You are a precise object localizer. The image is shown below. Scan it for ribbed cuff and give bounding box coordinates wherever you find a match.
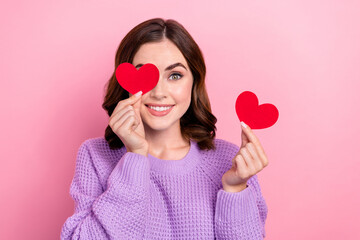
[215,186,258,222]
[108,152,150,189]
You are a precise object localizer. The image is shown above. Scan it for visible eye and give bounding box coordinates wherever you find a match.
[169,72,183,80]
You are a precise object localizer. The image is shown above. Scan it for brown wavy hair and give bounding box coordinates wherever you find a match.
[102,18,217,150]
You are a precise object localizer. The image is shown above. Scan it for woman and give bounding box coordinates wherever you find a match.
[61,18,268,239]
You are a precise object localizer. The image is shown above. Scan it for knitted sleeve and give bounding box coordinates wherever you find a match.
[215,174,268,239]
[60,141,151,240]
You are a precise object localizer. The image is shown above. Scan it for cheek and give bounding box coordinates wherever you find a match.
[172,82,193,104]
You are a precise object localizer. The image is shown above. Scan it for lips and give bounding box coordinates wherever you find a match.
[145,104,175,117]
[145,104,175,107]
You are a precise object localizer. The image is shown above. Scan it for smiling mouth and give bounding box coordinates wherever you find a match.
[145,104,175,112]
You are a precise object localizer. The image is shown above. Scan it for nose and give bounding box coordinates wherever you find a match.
[149,75,167,100]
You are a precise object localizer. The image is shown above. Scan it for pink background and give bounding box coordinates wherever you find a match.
[1,0,359,239]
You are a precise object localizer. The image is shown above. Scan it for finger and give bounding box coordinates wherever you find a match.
[240,121,268,162]
[245,143,264,171]
[128,98,142,126]
[112,91,142,116]
[112,100,141,128]
[109,105,133,126]
[113,110,137,132]
[132,94,142,116]
[240,147,256,174]
[234,154,249,179]
[241,129,249,147]
[116,94,141,119]
[122,114,138,132]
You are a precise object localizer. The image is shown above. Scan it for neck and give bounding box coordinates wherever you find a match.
[144,121,189,155]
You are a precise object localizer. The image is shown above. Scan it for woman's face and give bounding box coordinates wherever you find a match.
[131,38,194,133]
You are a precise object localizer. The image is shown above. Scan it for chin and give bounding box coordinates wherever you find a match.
[145,124,170,132]
[143,119,179,132]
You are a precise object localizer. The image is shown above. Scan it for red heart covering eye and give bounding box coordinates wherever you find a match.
[235,91,279,129]
[115,62,159,95]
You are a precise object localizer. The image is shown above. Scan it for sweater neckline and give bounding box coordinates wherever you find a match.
[148,139,201,175]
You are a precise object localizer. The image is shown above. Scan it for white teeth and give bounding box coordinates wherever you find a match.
[149,106,172,112]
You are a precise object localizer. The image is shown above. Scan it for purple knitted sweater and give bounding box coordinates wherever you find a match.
[60,137,268,239]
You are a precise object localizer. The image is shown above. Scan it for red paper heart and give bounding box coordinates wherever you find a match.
[115,62,159,95]
[235,91,279,129]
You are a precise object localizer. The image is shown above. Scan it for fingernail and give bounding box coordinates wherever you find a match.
[240,121,247,128]
[134,91,142,97]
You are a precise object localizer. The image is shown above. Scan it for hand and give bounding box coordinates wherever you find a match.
[221,121,269,192]
[108,91,148,156]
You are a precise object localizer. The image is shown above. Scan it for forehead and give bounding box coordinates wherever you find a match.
[132,39,188,68]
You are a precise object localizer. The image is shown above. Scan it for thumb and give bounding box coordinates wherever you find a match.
[132,94,142,116]
[130,93,143,129]
[241,128,249,147]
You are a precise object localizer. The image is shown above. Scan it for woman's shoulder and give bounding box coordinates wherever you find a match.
[79,137,125,154]
[75,137,126,186]
[197,138,240,180]
[80,136,107,148]
[213,138,240,149]
[202,138,240,156]
[76,137,126,168]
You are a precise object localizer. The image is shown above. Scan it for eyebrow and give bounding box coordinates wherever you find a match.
[135,62,187,71]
